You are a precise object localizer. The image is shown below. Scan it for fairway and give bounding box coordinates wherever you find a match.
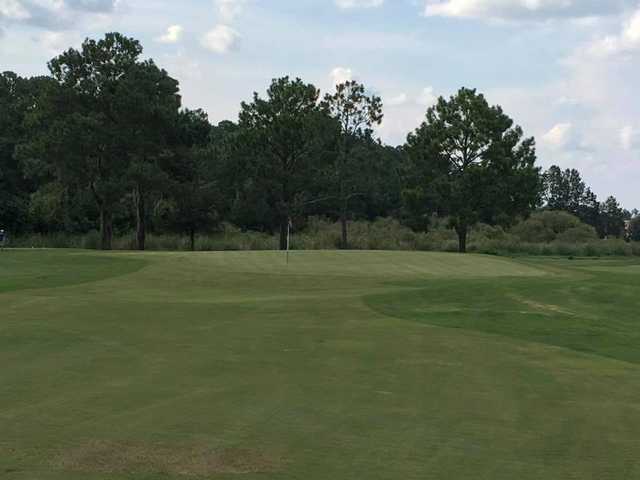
[2,250,640,479]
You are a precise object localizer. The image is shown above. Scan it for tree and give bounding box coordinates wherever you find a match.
[162,109,218,251]
[0,73,57,233]
[42,33,145,249]
[543,166,585,213]
[630,215,640,242]
[576,187,600,231]
[114,60,181,250]
[405,88,541,253]
[321,81,383,248]
[0,72,30,233]
[364,144,405,221]
[599,196,625,238]
[542,165,601,229]
[238,77,332,250]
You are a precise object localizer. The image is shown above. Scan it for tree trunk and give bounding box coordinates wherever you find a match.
[279,220,288,251]
[189,228,196,252]
[339,181,348,250]
[134,187,145,251]
[456,224,468,254]
[340,213,348,250]
[99,207,113,251]
[92,185,111,251]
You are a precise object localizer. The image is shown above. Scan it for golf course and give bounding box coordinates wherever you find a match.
[2,249,640,479]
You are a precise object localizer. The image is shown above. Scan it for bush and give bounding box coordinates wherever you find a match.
[8,216,640,257]
[556,225,599,243]
[630,217,640,242]
[81,230,101,250]
[10,232,83,249]
[511,211,597,243]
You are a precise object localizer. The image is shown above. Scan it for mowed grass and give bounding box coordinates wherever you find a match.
[1,249,640,479]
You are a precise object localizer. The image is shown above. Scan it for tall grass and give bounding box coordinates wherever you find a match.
[8,218,640,257]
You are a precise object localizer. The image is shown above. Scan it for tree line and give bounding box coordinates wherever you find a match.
[0,33,635,253]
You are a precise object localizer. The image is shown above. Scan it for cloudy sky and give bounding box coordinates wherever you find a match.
[1,0,639,207]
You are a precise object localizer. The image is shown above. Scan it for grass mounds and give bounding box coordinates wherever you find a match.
[366,258,640,364]
[0,250,146,293]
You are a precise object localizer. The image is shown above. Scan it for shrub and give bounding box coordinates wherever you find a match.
[511,211,597,243]
[556,225,598,243]
[8,217,640,257]
[630,217,640,242]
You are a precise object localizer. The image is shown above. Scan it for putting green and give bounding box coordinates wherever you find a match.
[1,250,639,479]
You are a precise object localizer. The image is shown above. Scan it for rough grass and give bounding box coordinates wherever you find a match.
[2,250,640,479]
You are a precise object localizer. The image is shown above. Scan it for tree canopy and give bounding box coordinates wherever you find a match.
[322,80,383,248]
[405,88,542,252]
[238,76,336,249]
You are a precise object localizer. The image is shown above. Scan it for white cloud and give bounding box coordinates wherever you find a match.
[330,66,353,85]
[156,24,183,44]
[64,0,116,13]
[216,0,246,23]
[491,8,640,207]
[0,0,31,20]
[386,92,408,106]
[37,29,81,54]
[378,112,424,144]
[201,24,239,54]
[0,0,118,31]
[542,122,573,149]
[161,51,203,82]
[621,125,638,150]
[417,86,437,106]
[335,0,383,9]
[587,8,640,57]
[204,1,246,53]
[423,0,631,22]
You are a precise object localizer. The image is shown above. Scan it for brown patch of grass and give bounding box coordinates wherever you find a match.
[510,294,576,316]
[53,440,285,476]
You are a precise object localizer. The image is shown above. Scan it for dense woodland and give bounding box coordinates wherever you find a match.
[1,33,638,253]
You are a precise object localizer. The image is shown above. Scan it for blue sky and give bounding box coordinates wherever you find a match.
[1,0,639,208]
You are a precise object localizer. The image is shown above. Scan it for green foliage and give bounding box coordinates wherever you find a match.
[12,214,638,258]
[238,76,335,249]
[18,34,182,251]
[511,210,598,243]
[543,166,593,215]
[321,80,384,248]
[630,216,640,242]
[405,87,542,253]
[160,109,219,250]
[116,60,181,250]
[22,33,148,249]
[0,72,51,232]
[541,165,630,240]
[599,195,626,239]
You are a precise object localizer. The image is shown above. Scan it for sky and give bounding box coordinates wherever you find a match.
[0,0,639,208]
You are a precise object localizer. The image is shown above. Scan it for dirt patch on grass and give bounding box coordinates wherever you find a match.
[510,294,576,317]
[53,440,285,476]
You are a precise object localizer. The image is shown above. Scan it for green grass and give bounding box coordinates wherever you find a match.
[1,250,640,479]
[0,250,147,293]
